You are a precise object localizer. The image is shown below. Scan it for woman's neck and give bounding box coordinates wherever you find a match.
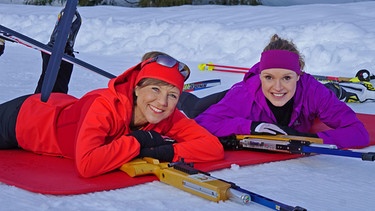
[266,97,294,126]
[130,105,147,131]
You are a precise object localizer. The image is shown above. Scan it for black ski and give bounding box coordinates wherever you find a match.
[0,25,220,93]
[183,79,221,92]
[0,25,116,80]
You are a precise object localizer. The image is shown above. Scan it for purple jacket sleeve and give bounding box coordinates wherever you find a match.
[305,77,369,148]
[195,81,255,137]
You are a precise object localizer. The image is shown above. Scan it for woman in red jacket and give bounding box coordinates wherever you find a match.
[0,53,224,178]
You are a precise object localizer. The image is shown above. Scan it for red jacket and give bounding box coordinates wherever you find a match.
[16,64,224,178]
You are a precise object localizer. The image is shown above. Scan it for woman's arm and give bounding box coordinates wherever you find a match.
[310,78,369,148]
[74,98,140,178]
[195,82,256,137]
[163,110,224,163]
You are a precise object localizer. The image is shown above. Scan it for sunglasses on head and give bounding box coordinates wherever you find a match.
[141,55,190,81]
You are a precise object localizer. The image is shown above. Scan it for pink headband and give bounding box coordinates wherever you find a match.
[259,50,301,75]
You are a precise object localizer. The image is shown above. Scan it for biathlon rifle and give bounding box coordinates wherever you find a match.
[219,135,375,161]
[120,157,306,211]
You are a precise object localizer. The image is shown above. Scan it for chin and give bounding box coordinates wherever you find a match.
[269,99,288,107]
[274,102,287,107]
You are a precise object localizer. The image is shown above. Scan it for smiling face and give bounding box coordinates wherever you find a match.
[260,68,300,107]
[133,80,180,127]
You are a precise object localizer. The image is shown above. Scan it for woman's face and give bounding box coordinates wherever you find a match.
[133,84,180,126]
[260,68,300,107]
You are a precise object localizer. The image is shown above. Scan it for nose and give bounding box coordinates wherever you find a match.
[274,79,283,91]
[156,93,168,107]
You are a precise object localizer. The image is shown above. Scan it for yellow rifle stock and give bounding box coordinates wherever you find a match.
[120,157,250,205]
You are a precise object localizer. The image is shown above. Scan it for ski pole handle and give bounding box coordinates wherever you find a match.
[198,63,248,73]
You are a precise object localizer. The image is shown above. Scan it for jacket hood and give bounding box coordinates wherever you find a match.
[243,62,261,81]
[107,62,143,103]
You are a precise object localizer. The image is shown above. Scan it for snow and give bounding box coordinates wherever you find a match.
[1,1,375,211]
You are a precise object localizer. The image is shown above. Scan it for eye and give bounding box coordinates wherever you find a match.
[151,87,160,92]
[283,76,292,81]
[168,93,178,99]
[264,75,272,80]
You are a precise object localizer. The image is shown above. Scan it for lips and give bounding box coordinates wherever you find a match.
[272,93,285,97]
[149,104,163,113]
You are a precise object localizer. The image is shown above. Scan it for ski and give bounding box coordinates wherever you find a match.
[219,135,375,161]
[183,79,221,92]
[0,26,221,94]
[0,25,116,80]
[41,0,78,102]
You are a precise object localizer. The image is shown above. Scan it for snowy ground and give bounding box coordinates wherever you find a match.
[1,2,375,211]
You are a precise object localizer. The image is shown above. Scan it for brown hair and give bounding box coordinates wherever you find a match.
[141,51,170,62]
[137,78,172,88]
[263,34,305,70]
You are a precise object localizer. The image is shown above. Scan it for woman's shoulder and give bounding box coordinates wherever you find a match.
[299,73,326,89]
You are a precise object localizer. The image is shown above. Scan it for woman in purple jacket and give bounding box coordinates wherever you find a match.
[193,34,369,149]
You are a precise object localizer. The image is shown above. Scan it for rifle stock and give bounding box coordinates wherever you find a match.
[120,158,250,204]
[120,158,307,210]
[236,134,324,144]
[219,134,375,161]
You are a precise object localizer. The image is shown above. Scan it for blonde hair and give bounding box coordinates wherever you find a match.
[263,34,305,70]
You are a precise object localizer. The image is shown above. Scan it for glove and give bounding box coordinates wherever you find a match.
[137,144,174,162]
[279,126,318,138]
[129,130,168,148]
[251,121,287,135]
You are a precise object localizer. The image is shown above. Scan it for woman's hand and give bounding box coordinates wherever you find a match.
[251,121,287,135]
[129,130,170,148]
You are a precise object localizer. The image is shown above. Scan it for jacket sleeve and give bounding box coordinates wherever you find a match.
[195,81,254,137]
[163,110,224,163]
[74,97,140,178]
[309,79,369,148]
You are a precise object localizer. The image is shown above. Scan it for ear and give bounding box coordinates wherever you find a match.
[296,74,300,81]
[134,86,140,97]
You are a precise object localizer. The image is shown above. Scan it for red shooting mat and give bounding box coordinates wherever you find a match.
[0,113,373,195]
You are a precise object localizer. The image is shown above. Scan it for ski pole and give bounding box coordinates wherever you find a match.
[198,63,248,73]
[198,62,374,83]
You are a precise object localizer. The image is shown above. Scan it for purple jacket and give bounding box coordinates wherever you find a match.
[195,63,369,148]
